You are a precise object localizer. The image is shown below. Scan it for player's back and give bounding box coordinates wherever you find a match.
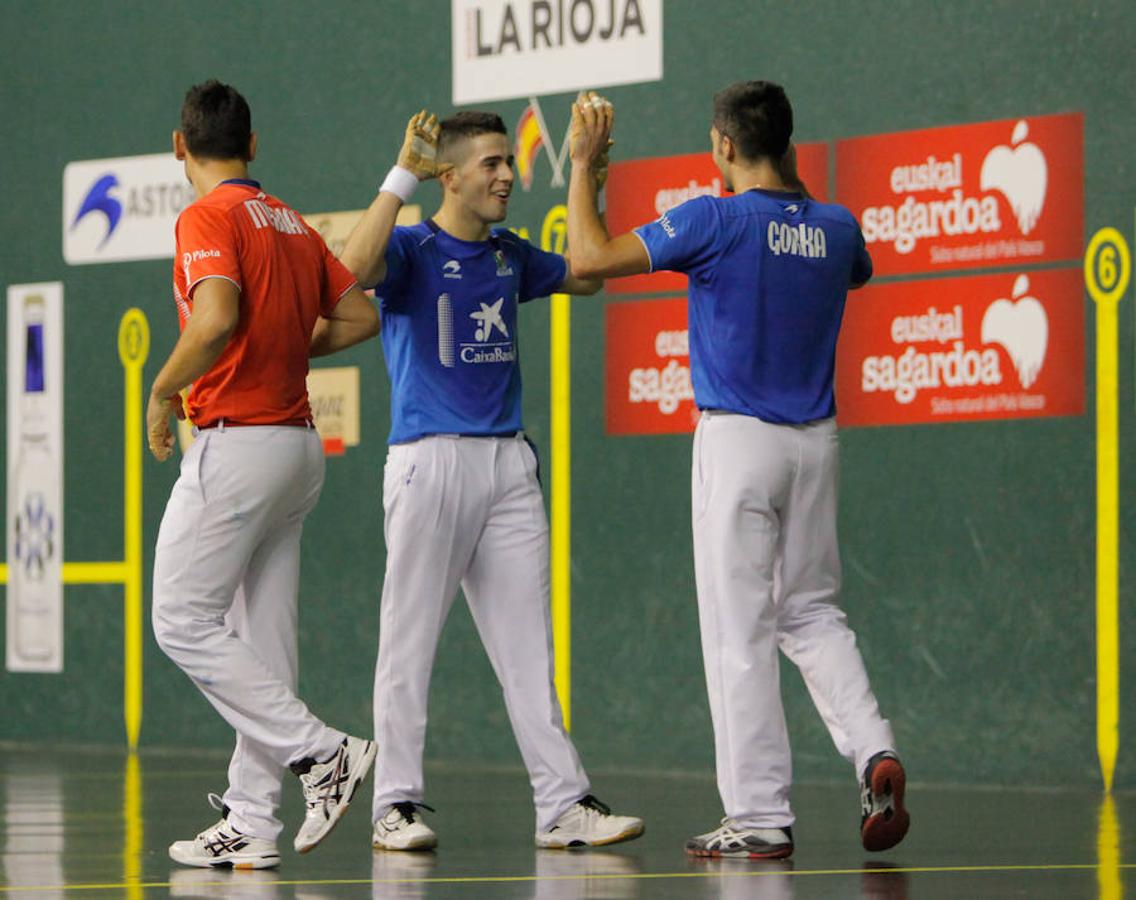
[645,190,871,423]
[175,181,345,426]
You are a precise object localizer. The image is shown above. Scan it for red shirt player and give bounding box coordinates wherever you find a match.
[148,80,377,871]
[171,180,352,427]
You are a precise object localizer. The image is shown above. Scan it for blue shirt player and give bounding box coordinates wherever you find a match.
[566,83,910,859]
[340,109,644,852]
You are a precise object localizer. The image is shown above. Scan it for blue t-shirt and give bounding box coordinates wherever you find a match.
[634,190,872,424]
[375,220,567,443]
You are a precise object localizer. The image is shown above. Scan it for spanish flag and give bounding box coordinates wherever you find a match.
[515,104,544,191]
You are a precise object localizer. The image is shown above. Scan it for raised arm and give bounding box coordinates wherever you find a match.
[566,91,651,282]
[340,110,452,288]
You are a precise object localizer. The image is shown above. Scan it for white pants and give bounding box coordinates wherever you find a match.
[152,425,345,841]
[692,411,894,829]
[373,434,589,830]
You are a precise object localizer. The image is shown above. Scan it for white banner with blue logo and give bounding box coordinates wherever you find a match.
[63,153,192,265]
[7,283,64,672]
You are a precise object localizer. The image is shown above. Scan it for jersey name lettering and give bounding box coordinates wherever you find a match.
[767,221,827,258]
[243,199,308,235]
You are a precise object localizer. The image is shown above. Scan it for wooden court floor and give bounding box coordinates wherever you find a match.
[0,745,1130,898]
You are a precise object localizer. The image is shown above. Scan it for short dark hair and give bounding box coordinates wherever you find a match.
[180,80,252,161]
[438,111,508,162]
[712,81,793,162]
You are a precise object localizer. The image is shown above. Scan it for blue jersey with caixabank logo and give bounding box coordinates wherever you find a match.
[375,220,567,444]
[634,189,873,424]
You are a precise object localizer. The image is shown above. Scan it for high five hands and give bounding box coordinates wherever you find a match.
[398,110,453,181]
[570,90,614,189]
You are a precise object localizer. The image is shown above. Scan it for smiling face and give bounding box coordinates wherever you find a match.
[442,132,515,225]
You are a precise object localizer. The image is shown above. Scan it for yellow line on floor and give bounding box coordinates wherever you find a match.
[3,862,1133,893]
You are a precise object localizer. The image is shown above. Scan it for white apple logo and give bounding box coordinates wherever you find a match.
[981,274,1048,389]
[980,120,1048,235]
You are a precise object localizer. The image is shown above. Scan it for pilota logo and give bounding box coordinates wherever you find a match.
[71,174,122,248]
[182,248,222,286]
[981,274,1047,389]
[980,121,1048,235]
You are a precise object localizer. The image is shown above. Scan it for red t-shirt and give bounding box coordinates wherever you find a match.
[172,180,356,426]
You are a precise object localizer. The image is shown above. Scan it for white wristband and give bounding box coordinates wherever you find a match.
[380,166,418,203]
[596,188,606,215]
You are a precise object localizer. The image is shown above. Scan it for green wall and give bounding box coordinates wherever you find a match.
[1,0,1133,792]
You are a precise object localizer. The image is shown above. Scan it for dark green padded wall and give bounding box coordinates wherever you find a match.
[1,0,1133,791]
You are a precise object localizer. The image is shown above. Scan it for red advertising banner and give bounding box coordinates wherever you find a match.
[836,113,1083,277]
[835,269,1084,427]
[606,298,698,435]
[605,143,828,295]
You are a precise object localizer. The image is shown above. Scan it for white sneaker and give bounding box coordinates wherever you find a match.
[372,802,438,851]
[168,793,280,869]
[291,735,377,854]
[685,818,794,859]
[535,795,644,849]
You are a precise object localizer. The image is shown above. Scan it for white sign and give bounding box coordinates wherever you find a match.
[7,283,65,672]
[307,367,361,450]
[63,153,193,265]
[452,0,663,104]
[305,205,422,258]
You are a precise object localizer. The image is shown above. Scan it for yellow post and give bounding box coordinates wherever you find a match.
[123,751,143,900]
[550,292,572,730]
[1084,227,1130,793]
[117,309,149,751]
[542,205,572,729]
[1097,793,1122,900]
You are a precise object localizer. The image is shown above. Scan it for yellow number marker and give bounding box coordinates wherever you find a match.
[1084,227,1131,793]
[542,204,572,730]
[117,309,149,751]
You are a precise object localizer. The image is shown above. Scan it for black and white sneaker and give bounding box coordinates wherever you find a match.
[168,793,280,869]
[291,735,377,853]
[685,818,794,859]
[860,751,910,852]
[372,801,438,851]
[535,795,644,848]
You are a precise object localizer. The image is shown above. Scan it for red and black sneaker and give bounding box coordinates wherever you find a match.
[860,751,910,852]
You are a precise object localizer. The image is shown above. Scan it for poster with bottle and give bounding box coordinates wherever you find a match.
[7,283,64,673]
